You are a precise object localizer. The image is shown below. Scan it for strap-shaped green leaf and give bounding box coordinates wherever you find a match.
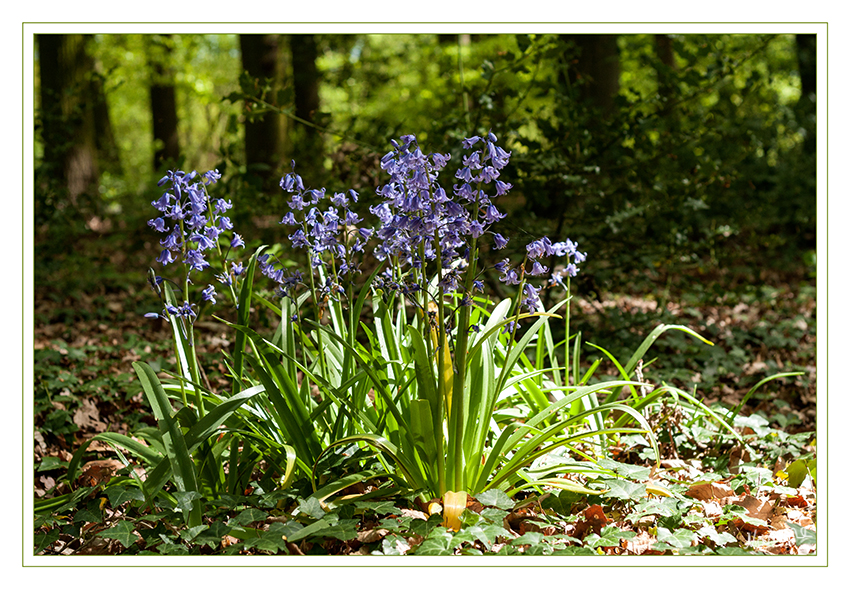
[132,361,201,526]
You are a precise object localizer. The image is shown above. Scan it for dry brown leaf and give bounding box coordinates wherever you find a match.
[730,494,774,521]
[624,530,656,555]
[73,398,107,433]
[356,528,389,544]
[685,482,736,502]
[702,500,723,519]
[785,508,814,527]
[399,508,428,521]
[572,504,609,539]
[79,458,123,486]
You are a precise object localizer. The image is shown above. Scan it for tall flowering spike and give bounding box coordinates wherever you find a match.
[146,167,245,321]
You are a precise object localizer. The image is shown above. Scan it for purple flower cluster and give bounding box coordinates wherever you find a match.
[370,132,512,295]
[145,169,244,320]
[495,236,588,312]
[260,163,373,300]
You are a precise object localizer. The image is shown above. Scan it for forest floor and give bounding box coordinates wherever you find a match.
[31,215,818,557]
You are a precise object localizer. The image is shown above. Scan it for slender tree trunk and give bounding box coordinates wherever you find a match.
[654,34,677,117]
[795,34,816,156]
[290,34,323,179]
[561,34,621,116]
[148,34,181,171]
[37,34,100,206]
[240,34,283,183]
[91,64,121,175]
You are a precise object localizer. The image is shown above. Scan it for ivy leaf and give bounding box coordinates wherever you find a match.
[453,521,505,550]
[297,496,327,520]
[193,520,233,548]
[179,524,209,543]
[285,514,338,543]
[625,496,680,523]
[696,525,737,547]
[313,518,359,542]
[597,458,651,481]
[34,528,60,554]
[73,500,103,524]
[415,528,454,555]
[603,479,646,502]
[787,521,816,547]
[655,527,697,550]
[244,522,292,554]
[511,531,544,546]
[408,514,442,538]
[98,520,138,548]
[353,500,402,516]
[229,507,268,527]
[378,534,410,555]
[106,484,144,508]
[476,489,515,510]
[174,490,201,515]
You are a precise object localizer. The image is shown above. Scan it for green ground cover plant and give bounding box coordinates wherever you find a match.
[33,132,816,557]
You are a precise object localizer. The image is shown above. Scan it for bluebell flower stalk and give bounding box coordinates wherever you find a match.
[146,168,245,413]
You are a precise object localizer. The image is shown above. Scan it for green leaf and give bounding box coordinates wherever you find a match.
[285,514,338,543]
[297,497,327,520]
[511,531,544,546]
[378,534,410,555]
[602,479,646,502]
[787,521,817,547]
[453,522,505,550]
[97,520,138,548]
[415,528,455,555]
[655,526,697,549]
[180,525,209,543]
[34,528,60,554]
[596,458,651,481]
[230,507,269,527]
[785,458,811,488]
[73,500,103,524]
[696,525,738,547]
[133,362,201,526]
[476,489,515,510]
[193,520,235,549]
[625,496,680,523]
[106,484,145,507]
[312,518,359,542]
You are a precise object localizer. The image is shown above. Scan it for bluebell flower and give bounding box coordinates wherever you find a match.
[521,283,542,312]
[529,261,548,276]
[201,285,217,304]
[493,233,509,249]
[148,217,167,232]
[156,249,174,265]
[483,205,505,224]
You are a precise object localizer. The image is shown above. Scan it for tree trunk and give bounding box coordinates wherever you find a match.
[91,63,121,175]
[561,34,621,116]
[37,34,100,206]
[289,34,323,180]
[148,34,181,171]
[654,34,677,116]
[795,34,816,156]
[240,34,283,183]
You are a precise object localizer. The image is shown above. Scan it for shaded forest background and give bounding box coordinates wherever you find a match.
[33,32,817,411]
